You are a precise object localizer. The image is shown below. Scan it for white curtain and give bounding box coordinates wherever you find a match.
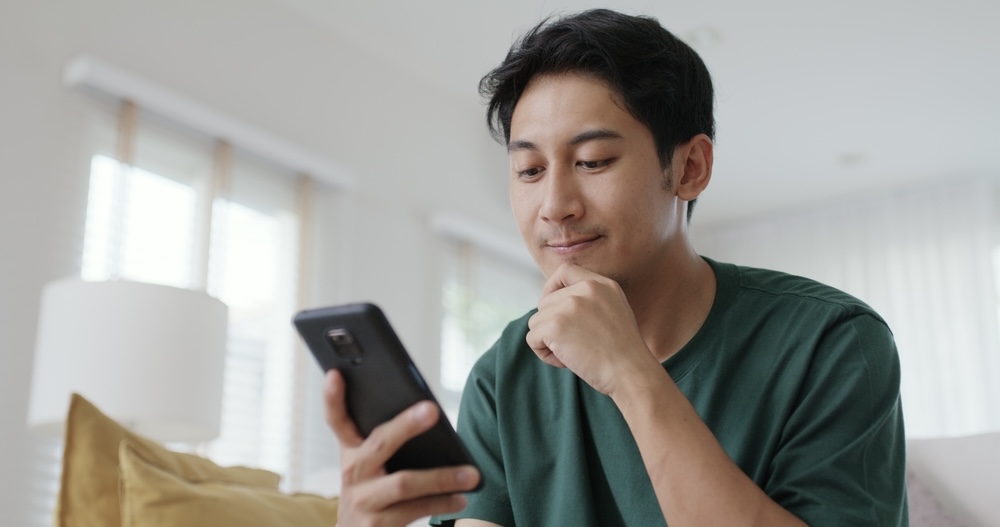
[694,177,1000,438]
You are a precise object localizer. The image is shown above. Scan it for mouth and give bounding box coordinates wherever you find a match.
[545,234,603,255]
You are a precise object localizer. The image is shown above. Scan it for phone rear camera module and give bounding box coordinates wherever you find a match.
[326,328,364,365]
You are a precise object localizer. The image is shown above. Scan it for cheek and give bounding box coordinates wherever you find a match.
[612,187,675,237]
[509,188,536,238]
[509,188,526,220]
[509,180,541,215]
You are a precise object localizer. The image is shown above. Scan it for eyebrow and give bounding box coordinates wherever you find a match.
[507,128,624,153]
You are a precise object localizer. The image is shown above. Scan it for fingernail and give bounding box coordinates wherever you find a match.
[456,467,478,486]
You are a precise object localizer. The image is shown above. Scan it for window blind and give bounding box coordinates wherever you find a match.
[79,101,304,474]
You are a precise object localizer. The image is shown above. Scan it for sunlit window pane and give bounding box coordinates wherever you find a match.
[81,155,196,288]
[440,244,541,399]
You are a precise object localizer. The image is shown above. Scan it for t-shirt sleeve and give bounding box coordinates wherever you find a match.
[767,313,908,526]
[430,346,515,527]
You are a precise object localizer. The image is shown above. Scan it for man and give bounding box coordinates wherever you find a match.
[325,8,907,526]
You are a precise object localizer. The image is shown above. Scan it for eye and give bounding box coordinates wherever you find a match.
[578,159,612,170]
[516,166,544,179]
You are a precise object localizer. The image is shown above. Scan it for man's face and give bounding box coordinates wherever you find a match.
[508,73,687,287]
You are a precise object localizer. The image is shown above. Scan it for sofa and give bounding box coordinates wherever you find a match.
[906,432,1000,526]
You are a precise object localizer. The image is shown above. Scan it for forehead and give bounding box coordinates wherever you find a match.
[509,73,643,143]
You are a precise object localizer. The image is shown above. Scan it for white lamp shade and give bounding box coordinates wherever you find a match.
[28,278,228,442]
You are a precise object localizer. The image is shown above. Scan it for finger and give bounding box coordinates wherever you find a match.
[536,280,576,311]
[530,344,567,368]
[348,465,480,512]
[541,263,602,295]
[541,263,573,296]
[390,465,481,506]
[526,314,567,368]
[345,401,441,482]
[323,369,365,447]
[381,493,470,526]
[342,490,470,527]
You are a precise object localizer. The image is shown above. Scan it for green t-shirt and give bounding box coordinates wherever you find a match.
[433,258,908,526]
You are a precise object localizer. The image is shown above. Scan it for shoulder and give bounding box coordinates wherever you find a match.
[722,261,900,388]
[709,257,889,328]
[700,258,899,380]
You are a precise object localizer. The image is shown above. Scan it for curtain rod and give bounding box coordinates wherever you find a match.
[63,55,356,189]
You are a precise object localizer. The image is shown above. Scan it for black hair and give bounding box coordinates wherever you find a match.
[480,9,715,219]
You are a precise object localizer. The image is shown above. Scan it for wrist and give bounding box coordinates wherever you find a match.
[608,359,675,410]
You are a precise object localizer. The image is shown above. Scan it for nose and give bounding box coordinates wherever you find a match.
[538,165,584,223]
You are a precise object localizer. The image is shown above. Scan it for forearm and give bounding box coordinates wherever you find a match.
[612,366,807,527]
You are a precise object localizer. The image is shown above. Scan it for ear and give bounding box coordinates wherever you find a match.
[672,134,713,202]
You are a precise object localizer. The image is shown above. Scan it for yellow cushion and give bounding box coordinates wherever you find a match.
[118,440,339,526]
[56,393,281,527]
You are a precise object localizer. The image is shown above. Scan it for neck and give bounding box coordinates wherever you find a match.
[623,240,716,363]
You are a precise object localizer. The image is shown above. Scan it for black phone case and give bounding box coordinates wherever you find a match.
[293,302,480,481]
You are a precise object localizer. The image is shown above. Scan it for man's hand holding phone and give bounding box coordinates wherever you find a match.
[323,370,481,526]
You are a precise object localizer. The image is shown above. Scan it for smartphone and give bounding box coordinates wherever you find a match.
[293,302,480,483]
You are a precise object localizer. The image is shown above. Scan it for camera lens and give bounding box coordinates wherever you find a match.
[326,328,363,364]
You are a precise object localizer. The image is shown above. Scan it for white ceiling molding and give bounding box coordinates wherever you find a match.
[63,55,356,189]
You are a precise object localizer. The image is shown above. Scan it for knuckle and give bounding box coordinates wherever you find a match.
[338,491,363,516]
[348,490,378,515]
[388,473,410,496]
[581,278,599,293]
[366,428,391,456]
[341,460,361,485]
[567,293,587,310]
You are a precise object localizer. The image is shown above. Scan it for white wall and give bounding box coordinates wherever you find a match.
[692,178,1000,438]
[0,1,513,524]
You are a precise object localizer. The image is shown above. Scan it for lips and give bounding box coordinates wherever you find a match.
[545,234,602,253]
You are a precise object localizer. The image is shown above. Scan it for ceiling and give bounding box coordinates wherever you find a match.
[270,0,999,226]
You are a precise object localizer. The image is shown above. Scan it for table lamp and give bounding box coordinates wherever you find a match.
[27,278,228,443]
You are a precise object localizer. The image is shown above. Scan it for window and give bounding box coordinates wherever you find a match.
[23,57,353,527]
[16,100,311,523]
[202,151,302,476]
[439,241,543,418]
[82,154,200,285]
[81,107,304,477]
